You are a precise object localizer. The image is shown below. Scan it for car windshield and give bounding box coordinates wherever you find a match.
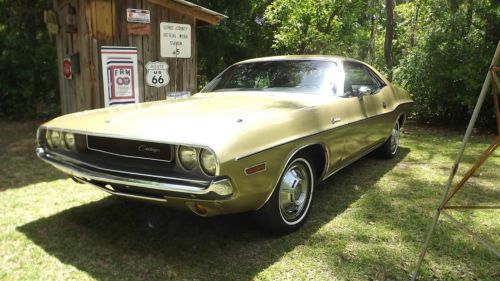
[202,60,338,94]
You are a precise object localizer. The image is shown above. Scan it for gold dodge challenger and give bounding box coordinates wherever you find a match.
[36,56,412,234]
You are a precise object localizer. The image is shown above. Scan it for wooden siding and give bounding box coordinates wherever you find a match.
[54,0,201,113]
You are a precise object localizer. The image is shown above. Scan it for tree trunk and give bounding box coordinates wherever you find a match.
[384,0,395,81]
[367,15,376,64]
[410,4,420,47]
[466,0,474,33]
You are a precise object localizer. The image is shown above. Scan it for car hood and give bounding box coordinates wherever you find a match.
[43,92,329,161]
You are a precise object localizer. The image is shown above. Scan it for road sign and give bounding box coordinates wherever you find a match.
[145,61,170,88]
[160,22,191,58]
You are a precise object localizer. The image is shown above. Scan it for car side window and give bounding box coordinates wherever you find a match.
[366,68,386,89]
[343,62,380,97]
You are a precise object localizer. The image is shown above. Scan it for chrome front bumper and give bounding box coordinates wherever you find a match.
[36,147,234,202]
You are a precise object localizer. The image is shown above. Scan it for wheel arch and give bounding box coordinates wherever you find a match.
[256,142,328,210]
[397,113,406,128]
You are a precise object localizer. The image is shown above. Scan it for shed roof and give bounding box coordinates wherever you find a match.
[149,0,227,25]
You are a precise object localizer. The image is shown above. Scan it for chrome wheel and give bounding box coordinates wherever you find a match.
[278,159,312,223]
[390,121,400,155]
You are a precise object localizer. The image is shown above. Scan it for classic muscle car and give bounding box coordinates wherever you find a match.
[36,56,412,234]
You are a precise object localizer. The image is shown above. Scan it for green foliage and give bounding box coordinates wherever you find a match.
[395,0,499,127]
[264,0,374,58]
[190,0,276,87]
[0,0,497,128]
[263,0,499,128]
[0,0,59,119]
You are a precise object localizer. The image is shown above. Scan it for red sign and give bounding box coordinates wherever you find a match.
[63,58,72,79]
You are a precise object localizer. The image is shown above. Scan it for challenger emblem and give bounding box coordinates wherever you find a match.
[138,145,160,153]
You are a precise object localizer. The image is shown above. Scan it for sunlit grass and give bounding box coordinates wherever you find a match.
[0,120,498,280]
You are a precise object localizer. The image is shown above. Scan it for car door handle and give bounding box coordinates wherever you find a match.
[331,117,342,124]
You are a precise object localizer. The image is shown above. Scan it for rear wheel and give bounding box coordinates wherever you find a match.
[256,155,315,235]
[377,120,400,159]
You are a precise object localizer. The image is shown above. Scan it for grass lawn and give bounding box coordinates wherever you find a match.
[0,120,498,280]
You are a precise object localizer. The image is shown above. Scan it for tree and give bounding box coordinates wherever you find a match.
[384,0,395,81]
[190,0,275,87]
[0,0,58,119]
[395,0,499,127]
[263,0,374,58]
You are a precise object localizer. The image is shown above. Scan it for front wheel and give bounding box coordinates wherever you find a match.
[376,120,400,159]
[256,156,315,235]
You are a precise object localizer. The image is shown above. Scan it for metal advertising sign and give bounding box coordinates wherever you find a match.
[63,58,72,79]
[126,9,151,23]
[145,61,170,88]
[160,22,191,58]
[100,46,140,107]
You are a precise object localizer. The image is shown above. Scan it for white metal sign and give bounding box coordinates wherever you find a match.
[145,61,170,88]
[127,9,150,23]
[166,91,191,100]
[160,22,191,58]
[101,46,140,107]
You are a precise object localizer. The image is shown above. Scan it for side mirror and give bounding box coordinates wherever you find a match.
[357,86,372,100]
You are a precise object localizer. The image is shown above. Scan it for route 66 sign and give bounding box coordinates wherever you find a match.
[145,61,169,88]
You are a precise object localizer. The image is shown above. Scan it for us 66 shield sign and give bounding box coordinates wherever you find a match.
[145,61,170,88]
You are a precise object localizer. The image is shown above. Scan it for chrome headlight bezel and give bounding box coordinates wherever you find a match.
[45,130,53,148]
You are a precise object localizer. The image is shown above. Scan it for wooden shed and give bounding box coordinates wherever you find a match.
[50,0,225,114]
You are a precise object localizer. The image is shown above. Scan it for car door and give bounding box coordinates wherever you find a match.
[357,64,393,145]
[334,61,383,163]
[320,61,375,173]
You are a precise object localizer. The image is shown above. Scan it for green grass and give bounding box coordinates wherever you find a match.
[0,120,498,280]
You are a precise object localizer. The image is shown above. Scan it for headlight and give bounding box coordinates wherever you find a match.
[178,146,197,170]
[63,132,75,150]
[200,149,216,176]
[45,130,53,148]
[50,130,62,148]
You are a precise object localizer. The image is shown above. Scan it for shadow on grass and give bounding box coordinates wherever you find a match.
[0,120,66,191]
[17,149,410,280]
[360,184,500,279]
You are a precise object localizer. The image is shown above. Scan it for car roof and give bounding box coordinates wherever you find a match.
[237,55,364,65]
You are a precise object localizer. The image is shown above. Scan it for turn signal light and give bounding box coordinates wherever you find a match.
[194,204,207,215]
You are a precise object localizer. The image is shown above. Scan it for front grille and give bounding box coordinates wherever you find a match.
[87,135,173,162]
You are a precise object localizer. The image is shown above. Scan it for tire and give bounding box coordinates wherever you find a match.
[376,119,400,159]
[256,155,315,235]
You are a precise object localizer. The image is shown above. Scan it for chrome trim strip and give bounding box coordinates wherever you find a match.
[49,150,209,185]
[85,135,174,163]
[234,101,413,160]
[81,179,168,203]
[37,147,233,198]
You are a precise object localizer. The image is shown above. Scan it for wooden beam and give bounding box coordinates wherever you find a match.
[148,0,222,25]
